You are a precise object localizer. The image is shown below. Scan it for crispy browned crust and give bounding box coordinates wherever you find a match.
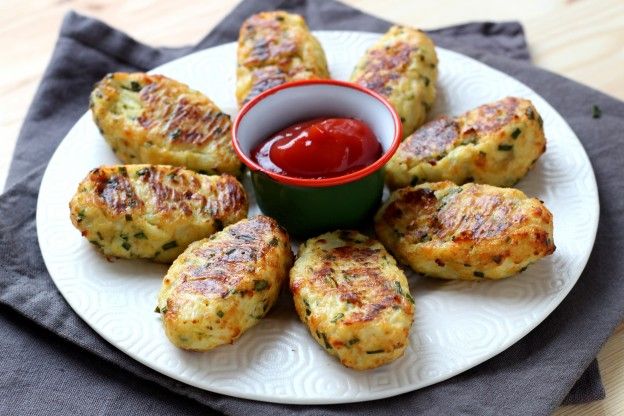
[170,216,293,301]
[350,25,438,138]
[386,97,546,188]
[240,14,298,66]
[289,230,413,369]
[236,11,329,105]
[136,77,231,146]
[69,165,248,262]
[245,67,288,105]
[90,72,241,175]
[351,41,414,96]
[84,165,245,222]
[291,232,411,326]
[402,116,459,161]
[158,215,294,350]
[375,181,555,280]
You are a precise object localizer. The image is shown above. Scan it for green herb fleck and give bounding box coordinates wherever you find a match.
[120,233,129,241]
[331,313,344,323]
[125,214,132,221]
[162,240,178,250]
[325,275,338,287]
[225,248,236,255]
[97,231,103,240]
[320,332,332,349]
[526,107,535,120]
[348,338,360,346]
[421,75,430,86]
[405,292,415,304]
[366,349,385,354]
[121,241,131,251]
[400,116,406,123]
[154,306,160,313]
[134,231,147,239]
[394,281,404,295]
[77,209,86,223]
[118,166,128,176]
[89,240,101,247]
[498,144,514,151]
[460,137,477,146]
[216,310,224,318]
[520,266,528,273]
[130,81,141,92]
[592,105,602,119]
[269,237,279,247]
[410,176,420,186]
[511,128,521,139]
[253,279,269,291]
[169,128,181,140]
[136,167,149,176]
[473,271,485,278]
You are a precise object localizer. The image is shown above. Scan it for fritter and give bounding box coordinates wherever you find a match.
[90,72,241,175]
[157,215,293,351]
[69,165,247,262]
[350,25,438,138]
[236,11,329,106]
[375,181,555,280]
[290,230,414,370]
[385,97,546,189]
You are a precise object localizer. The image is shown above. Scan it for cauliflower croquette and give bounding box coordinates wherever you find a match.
[375,181,555,280]
[69,165,247,263]
[350,25,438,138]
[157,215,293,351]
[385,97,546,189]
[90,72,241,175]
[236,11,329,106]
[290,230,414,370]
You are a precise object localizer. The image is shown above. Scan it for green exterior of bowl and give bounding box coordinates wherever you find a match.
[251,169,385,238]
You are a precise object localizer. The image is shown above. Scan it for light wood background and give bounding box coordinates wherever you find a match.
[1,0,622,414]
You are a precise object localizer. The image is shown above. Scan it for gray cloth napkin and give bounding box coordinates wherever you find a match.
[1,0,622,414]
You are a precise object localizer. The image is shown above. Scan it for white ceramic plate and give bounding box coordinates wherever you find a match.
[37,31,599,404]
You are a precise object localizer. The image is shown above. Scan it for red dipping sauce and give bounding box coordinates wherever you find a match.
[251,117,382,179]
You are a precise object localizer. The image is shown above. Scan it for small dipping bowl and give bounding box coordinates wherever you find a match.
[232,80,402,238]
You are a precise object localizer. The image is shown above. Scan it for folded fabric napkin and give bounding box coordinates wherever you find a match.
[2,0,623,415]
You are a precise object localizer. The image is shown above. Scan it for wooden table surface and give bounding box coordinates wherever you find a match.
[1,0,622,414]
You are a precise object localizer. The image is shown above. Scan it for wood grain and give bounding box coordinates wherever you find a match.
[0,1,622,414]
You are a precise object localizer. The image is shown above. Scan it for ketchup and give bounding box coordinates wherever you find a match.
[251,117,382,179]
